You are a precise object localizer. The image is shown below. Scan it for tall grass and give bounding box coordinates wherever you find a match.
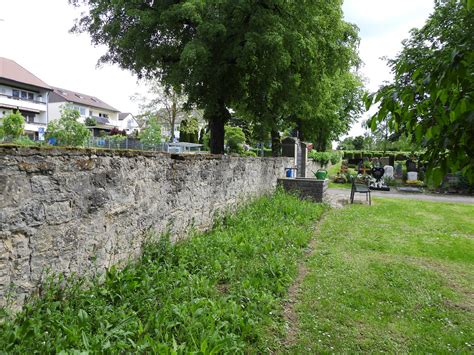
[0,191,325,353]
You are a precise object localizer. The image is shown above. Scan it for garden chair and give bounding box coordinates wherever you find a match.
[350,176,371,205]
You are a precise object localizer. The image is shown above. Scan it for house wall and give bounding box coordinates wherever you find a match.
[48,102,119,124]
[47,102,63,122]
[0,83,49,131]
[0,147,294,307]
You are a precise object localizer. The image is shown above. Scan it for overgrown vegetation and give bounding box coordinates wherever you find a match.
[138,116,162,146]
[46,108,91,147]
[0,192,325,353]
[225,126,246,154]
[308,151,343,166]
[366,0,474,183]
[290,198,474,353]
[342,150,420,160]
[1,111,25,139]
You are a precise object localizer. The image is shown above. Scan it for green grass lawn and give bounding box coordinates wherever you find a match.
[0,192,325,353]
[289,198,474,353]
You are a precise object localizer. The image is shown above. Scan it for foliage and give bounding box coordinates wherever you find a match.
[291,198,474,353]
[179,117,200,143]
[84,117,97,127]
[1,111,24,139]
[298,71,365,151]
[12,136,37,147]
[365,0,474,183]
[139,116,162,146]
[108,134,126,149]
[352,135,365,150]
[342,150,421,161]
[46,108,90,146]
[224,126,246,154]
[0,192,325,353]
[70,0,363,154]
[132,82,199,142]
[109,127,126,136]
[241,150,257,158]
[308,151,343,166]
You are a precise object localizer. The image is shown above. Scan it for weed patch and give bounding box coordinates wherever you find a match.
[0,191,325,353]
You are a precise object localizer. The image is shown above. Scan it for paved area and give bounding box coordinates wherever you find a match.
[325,188,474,209]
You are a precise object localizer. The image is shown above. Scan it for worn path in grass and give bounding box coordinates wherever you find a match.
[284,198,474,353]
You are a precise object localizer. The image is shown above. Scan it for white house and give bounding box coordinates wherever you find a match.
[48,87,120,132]
[118,112,140,134]
[0,57,51,138]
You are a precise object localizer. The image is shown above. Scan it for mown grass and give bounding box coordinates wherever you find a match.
[290,198,474,353]
[0,191,325,353]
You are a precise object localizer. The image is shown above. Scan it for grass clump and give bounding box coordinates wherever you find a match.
[290,198,474,353]
[0,191,325,353]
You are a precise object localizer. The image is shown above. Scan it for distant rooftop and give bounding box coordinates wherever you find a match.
[51,86,119,112]
[0,57,51,90]
[119,112,132,120]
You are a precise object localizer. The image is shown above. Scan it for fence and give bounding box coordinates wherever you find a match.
[1,136,204,154]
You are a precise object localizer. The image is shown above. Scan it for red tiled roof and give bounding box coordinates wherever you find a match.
[0,57,51,90]
[51,87,119,112]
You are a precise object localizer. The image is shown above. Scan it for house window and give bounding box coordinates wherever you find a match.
[28,92,34,101]
[72,105,86,116]
[12,89,19,98]
[20,91,27,99]
[99,113,109,118]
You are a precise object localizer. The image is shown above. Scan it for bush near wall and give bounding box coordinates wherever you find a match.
[342,150,421,161]
[308,151,343,166]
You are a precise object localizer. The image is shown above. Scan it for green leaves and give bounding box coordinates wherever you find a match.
[365,0,474,183]
[0,192,326,353]
[46,107,91,147]
[1,110,25,139]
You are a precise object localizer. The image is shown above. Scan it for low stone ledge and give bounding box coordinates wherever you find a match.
[277,178,328,203]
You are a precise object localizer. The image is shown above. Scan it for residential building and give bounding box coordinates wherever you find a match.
[118,112,140,135]
[48,87,120,135]
[0,57,51,138]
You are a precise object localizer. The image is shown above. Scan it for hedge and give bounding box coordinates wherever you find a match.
[308,151,343,166]
[341,150,421,161]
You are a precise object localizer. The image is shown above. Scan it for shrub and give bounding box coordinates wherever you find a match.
[2,111,24,139]
[308,151,342,166]
[139,116,162,146]
[241,150,257,157]
[46,108,90,146]
[12,136,37,146]
[225,126,246,153]
[85,117,97,127]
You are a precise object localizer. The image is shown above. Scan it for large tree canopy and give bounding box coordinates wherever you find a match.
[366,0,474,182]
[70,0,361,154]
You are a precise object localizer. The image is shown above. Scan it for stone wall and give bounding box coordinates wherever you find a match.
[278,178,328,203]
[0,146,293,307]
[305,159,333,178]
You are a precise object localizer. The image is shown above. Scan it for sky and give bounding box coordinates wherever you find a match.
[0,0,434,135]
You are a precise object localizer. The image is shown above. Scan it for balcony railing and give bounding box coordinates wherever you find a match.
[0,92,46,105]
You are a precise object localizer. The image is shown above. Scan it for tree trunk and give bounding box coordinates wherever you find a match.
[271,129,281,157]
[206,102,230,154]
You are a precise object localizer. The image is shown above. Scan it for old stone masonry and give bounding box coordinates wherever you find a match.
[0,146,292,307]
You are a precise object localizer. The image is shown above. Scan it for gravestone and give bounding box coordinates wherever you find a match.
[406,159,417,172]
[407,171,418,181]
[384,165,394,179]
[394,163,403,178]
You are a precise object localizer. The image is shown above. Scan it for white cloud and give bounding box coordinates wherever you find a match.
[342,0,434,138]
